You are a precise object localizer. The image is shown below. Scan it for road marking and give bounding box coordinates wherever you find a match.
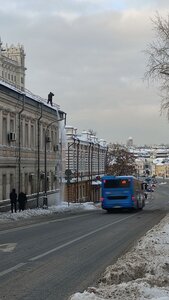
[0,243,17,252]
[29,214,137,261]
[0,212,94,235]
[0,213,139,277]
[0,263,26,277]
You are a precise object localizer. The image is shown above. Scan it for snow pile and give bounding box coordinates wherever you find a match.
[69,214,169,300]
[0,202,100,222]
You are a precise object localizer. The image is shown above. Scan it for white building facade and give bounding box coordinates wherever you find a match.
[65,126,107,203]
[0,80,66,211]
[0,38,26,90]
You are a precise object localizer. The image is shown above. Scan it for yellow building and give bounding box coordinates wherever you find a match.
[155,163,169,178]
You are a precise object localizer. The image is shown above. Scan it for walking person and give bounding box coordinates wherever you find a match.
[18,192,27,211]
[10,189,17,213]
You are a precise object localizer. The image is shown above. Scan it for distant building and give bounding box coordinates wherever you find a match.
[126,136,133,148]
[65,126,107,203]
[135,158,145,177]
[0,38,26,90]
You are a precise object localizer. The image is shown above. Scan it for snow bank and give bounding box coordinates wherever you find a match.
[69,214,169,300]
[0,202,100,223]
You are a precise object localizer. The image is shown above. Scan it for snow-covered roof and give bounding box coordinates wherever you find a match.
[0,78,60,111]
[66,125,107,147]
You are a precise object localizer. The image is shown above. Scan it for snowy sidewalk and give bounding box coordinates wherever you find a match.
[0,202,101,223]
[69,213,169,300]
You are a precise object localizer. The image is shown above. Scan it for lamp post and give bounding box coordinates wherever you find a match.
[43,116,65,208]
[67,139,76,205]
[88,142,91,201]
[90,143,94,202]
[98,143,100,177]
[105,146,108,174]
[43,131,50,208]
[37,103,43,208]
[76,139,80,202]
[88,142,94,201]
[18,94,25,195]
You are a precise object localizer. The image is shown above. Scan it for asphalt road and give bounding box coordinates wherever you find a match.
[0,182,169,300]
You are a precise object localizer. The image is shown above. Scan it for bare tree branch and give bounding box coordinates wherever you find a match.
[145,12,169,118]
[105,143,136,176]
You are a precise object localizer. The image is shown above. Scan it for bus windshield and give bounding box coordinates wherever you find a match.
[103,178,131,189]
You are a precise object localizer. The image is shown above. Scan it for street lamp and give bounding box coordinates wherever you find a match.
[76,139,80,202]
[90,143,94,202]
[67,139,76,205]
[98,143,100,177]
[88,142,94,201]
[88,142,91,201]
[105,146,108,174]
[43,116,65,208]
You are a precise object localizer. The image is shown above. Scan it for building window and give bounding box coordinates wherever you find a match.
[10,174,14,192]
[25,173,28,194]
[30,175,34,194]
[31,125,35,148]
[10,119,15,132]
[51,130,54,149]
[20,121,23,146]
[20,173,23,192]
[2,174,7,200]
[51,172,54,190]
[2,117,7,145]
[43,128,45,150]
[83,185,85,197]
[25,123,29,147]
[8,73,10,80]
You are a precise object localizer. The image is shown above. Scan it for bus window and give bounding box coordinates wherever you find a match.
[103,179,131,189]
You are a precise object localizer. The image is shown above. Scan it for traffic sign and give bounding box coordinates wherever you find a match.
[65,169,72,176]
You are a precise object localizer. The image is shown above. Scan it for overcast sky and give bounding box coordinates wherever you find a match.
[1,0,169,145]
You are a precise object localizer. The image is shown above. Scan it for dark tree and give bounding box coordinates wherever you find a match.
[88,129,97,136]
[105,143,136,176]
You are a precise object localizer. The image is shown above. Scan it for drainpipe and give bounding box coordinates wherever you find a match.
[76,139,80,202]
[18,93,25,195]
[37,103,43,207]
[67,139,75,205]
[90,143,94,202]
[43,115,65,208]
[88,142,91,201]
[105,146,108,174]
[98,143,100,177]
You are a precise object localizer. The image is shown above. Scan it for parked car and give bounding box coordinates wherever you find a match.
[146,185,154,192]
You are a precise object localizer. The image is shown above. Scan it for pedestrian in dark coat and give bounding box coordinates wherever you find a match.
[10,189,17,213]
[18,192,27,211]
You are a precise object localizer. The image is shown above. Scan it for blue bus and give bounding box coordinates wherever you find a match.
[101,175,145,212]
